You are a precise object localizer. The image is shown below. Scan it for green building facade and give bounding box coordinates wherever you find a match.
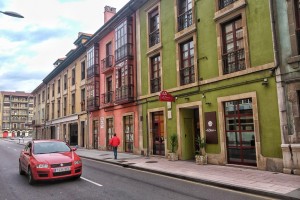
[136,0,282,171]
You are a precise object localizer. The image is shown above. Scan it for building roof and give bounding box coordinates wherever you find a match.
[0,91,33,97]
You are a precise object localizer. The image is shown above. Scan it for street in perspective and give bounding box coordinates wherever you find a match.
[1,138,300,200]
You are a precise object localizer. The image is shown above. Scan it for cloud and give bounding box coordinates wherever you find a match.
[0,0,129,93]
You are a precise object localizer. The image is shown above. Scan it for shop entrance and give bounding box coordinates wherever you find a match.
[106,118,114,151]
[152,111,165,156]
[180,108,199,160]
[224,98,257,166]
[93,120,99,149]
[69,123,78,146]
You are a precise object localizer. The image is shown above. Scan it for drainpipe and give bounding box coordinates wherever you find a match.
[269,0,280,73]
[269,0,289,144]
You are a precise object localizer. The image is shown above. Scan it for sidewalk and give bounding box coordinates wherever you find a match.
[76,148,300,200]
[3,138,300,199]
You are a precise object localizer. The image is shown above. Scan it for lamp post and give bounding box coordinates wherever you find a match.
[0,11,24,18]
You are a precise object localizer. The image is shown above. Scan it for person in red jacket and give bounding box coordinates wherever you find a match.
[109,133,120,159]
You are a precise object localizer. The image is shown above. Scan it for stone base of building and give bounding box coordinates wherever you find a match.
[281,144,300,175]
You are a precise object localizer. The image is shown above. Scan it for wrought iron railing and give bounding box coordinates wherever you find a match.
[149,29,160,47]
[222,48,245,74]
[150,77,161,93]
[115,43,133,62]
[87,64,100,78]
[87,97,100,111]
[115,84,134,103]
[178,9,193,32]
[101,91,114,105]
[180,65,195,85]
[101,55,114,73]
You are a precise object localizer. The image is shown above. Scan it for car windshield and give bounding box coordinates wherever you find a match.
[33,142,71,154]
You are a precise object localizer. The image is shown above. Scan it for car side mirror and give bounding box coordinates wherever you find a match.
[72,148,77,151]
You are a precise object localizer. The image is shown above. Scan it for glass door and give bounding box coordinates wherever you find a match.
[152,111,165,156]
[224,99,256,166]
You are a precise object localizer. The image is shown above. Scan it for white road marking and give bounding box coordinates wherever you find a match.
[80,177,103,187]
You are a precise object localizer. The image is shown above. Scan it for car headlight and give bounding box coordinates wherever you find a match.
[36,164,49,168]
[74,160,82,165]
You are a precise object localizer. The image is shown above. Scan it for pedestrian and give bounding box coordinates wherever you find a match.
[109,133,120,159]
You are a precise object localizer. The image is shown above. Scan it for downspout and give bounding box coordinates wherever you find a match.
[269,0,280,73]
[269,0,294,172]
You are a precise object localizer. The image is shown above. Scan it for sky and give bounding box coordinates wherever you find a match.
[0,0,129,93]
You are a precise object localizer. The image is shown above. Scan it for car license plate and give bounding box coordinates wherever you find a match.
[54,166,71,173]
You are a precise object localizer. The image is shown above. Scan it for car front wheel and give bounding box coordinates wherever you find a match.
[28,167,35,185]
[19,161,25,175]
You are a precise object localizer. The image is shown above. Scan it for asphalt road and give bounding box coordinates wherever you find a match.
[0,139,275,200]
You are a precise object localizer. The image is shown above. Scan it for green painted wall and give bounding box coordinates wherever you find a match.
[139,0,281,159]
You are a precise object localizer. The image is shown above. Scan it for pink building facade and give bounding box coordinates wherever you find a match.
[87,5,141,154]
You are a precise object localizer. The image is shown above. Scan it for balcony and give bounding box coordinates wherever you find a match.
[87,97,100,112]
[150,77,161,93]
[222,48,245,74]
[115,84,134,104]
[178,9,193,32]
[101,91,114,108]
[87,64,100,78]
[115,43,133,62]
[101,55,114,74]
[180,65,195,85]
[219,0,239,10]
[149,29,160,48]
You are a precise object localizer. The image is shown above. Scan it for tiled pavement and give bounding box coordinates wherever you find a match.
[3,138,300,199]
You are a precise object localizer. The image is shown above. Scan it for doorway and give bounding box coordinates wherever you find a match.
[69,123,78,146]
[224,98,257,166]
[81,121,85,147]
[93,120,99,149]
[106,118,114,151]
[50,126,55,139]
[180,108,199,160]
[152,111,165,156]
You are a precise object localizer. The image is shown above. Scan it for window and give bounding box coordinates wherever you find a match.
[64,74,68,90]
[57,99,61,118]
[57,79,61,94]
[47,87,50,99]
[150,54,161,93]
[38,94,41,104]
[72,68,75,85]
[52,83,55,97]
[81,61,85,80]
[104,76,113,104]
[115,61,133,101]
[106,42,113,67]
[148,8,160,47]
[178,0,193,31]
[63,97,67,116]
[180,39,195,85]
[81,89,86,112]
[115,20,133,62]
[51,102,54,119]
[42,90,45,102]
[219,0,239,10]
[71,93,75,114]
[294,0,300,54]
[222,17,245,74]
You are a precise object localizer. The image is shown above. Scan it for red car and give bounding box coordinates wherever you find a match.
[19,140,82,185]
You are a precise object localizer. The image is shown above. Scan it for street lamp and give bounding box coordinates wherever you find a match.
[0,11,24,18]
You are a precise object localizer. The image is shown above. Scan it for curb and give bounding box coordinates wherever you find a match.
[80,155,298,200]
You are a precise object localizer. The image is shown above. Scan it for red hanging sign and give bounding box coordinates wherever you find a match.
[159,91,175,102]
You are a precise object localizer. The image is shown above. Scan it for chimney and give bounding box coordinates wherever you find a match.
[104,6,116,23]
